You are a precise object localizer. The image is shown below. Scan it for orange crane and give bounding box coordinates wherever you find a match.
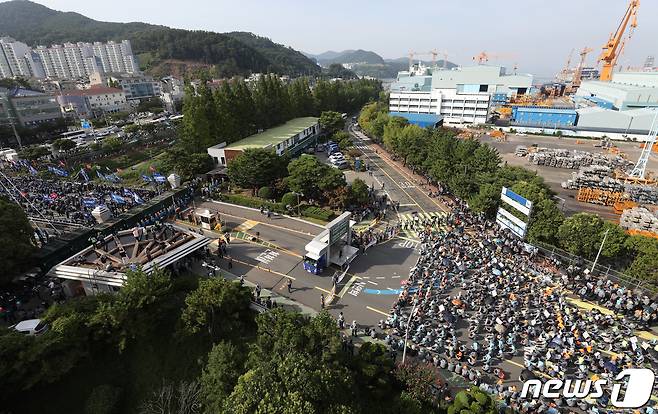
[558,48,574,81]
[473,51,515,65]
[572,47,593,89]
[599,0,639,81]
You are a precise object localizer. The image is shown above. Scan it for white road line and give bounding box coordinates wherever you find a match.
[367,280,378,285]
[376,276,385,279]
[391,275,400,278]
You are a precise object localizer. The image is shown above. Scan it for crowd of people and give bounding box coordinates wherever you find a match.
[0,175,158,227]
[383,198,658,413]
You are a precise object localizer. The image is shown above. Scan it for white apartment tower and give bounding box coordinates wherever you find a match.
[1,38,138,80]
[0,37,45,78]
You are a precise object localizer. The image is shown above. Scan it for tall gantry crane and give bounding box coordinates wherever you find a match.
[599,0,639,81]
[628,110,658,180]
[572,47,594,89]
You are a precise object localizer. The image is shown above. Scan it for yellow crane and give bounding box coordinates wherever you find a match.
[599,0,640,81]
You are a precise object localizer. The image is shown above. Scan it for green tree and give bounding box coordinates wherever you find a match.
[624,235,658,283]
[448,387,497,414]
[102,136,123,152]
[161,146,213,178]
[201,341,247,412]
[347,178,370,206]
[286,155,339,201]
[18,145,50,161]
[557,213,605,259]
[227,148,288,194]
[181,278,251,340]
[526,199,564,245]
[319,111,345,135]
[0,197,35,285]
[52,138,76,152]
[468,183,501,218]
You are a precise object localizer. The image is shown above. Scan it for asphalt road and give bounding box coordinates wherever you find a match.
[348,125,447,215]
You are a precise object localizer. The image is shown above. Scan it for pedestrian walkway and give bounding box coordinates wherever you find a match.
[398,211,449,239]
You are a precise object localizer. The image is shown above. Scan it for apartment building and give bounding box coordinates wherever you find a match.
[1,38,139,80]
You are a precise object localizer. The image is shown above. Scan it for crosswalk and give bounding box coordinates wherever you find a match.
[398,211,450,239]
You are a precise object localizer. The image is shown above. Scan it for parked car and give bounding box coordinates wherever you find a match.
[333,160,349,169]
[329,153,345,163]
[11,319,49,336]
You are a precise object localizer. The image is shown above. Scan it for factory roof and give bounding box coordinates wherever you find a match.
[513,107,577,114]
[580,80,658,93]
[389,112,442,127]
[224,117,319,150]
[61,87,124,97]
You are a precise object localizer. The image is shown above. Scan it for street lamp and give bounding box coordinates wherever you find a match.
[292,191,303,216]
[401,297,419,364]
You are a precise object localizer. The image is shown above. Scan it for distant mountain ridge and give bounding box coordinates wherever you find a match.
[0,0,320,77]
[306,48,458,79]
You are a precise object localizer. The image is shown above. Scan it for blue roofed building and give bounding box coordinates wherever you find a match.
[389,111,443,128]
[511,106,577,128]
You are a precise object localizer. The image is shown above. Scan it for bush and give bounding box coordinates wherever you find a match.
[220,193,285,213]
[281,192,298,208]
[85,384,122,414]
[258,186,273,200]
[302,206,335,222]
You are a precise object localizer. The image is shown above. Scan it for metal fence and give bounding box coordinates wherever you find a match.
[532,240,656,293]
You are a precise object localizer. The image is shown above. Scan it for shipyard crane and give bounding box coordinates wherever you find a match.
[558,48,575,81]
[628,109,658,180]
[599,0,639,81]
[572,47,593,89]
[473,51,515,65]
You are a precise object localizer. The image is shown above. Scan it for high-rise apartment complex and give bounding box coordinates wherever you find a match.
[0,37,138,79]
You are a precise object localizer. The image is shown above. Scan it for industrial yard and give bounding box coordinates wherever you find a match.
[481,133,658,219]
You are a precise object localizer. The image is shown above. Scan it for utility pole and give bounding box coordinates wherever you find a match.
[401,297,418,364]
[591,228,610,274]
[9,117,22,149]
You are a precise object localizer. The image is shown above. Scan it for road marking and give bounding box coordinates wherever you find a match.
[339,275,358,298]
[367,280,378,285]
[230,257,296,280]
[361,137,448,213]
[391,275,400,279]
[399,203,417,207]
[376,276,385,279]
[209,209,316,237]
[234,219,259,232]
[255,249,280,264]
[314,286,332,294]
[347,281,366,297]
[366,306,389,316]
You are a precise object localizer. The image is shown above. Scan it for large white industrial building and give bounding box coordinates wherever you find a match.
[389,65,533,125]
[574,71,658,132]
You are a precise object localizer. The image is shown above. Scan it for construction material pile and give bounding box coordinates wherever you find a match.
[528,148,632,170]
[620,207,658,234]
[563,165,658,205]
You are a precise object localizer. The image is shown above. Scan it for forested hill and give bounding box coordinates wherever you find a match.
[0,0,320,77]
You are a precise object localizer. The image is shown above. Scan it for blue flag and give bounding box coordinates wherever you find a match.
[80,168,90,182]
[133,192,144,204]
[82,198,96,207]
[28,165,38,175]
[152,173,166,183]
[141,174,153,183]
[96,170,106,180]
[110,193,126,204]
[48,166,69,177]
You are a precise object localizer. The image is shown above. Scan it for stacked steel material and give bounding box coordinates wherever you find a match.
[620,207,658,234]
[562,165,658,205]
[528,148,632,170]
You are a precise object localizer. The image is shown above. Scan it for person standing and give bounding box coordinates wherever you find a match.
[351,320,358,337]
[286,278,292,293]
[338,312,345,329]
[320,294,325,309]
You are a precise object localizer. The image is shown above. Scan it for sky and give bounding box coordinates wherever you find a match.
[25,0,658,78]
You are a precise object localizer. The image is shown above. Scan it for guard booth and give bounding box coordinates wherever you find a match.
[303,212,359,275]
[193,208,221,230]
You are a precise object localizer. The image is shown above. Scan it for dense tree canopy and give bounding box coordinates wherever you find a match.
[227,149,289,195]
[285,155,347,202]
[0,197,35,285]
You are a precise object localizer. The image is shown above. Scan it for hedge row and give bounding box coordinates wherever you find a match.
[219,193,286,213]
[302,206,335,222]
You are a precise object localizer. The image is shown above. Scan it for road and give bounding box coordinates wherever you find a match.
[348,124,447,216]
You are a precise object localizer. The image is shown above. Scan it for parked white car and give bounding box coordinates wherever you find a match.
[12,319,49,336]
